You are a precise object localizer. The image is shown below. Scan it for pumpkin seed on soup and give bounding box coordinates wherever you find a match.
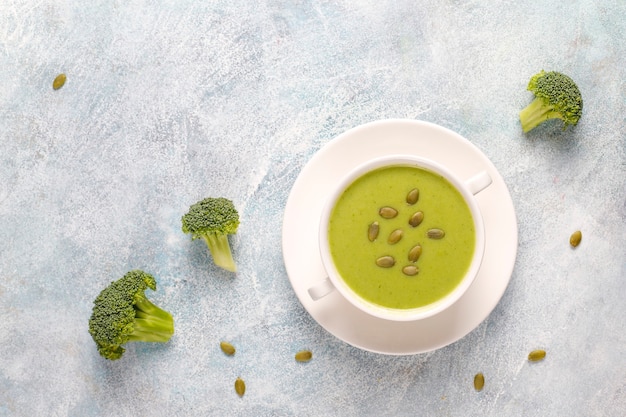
[402,265,419,276]
[427,228,445,239]
[409,211,424,227]
[367,222,380,242]
[408,245,422,262]
[376,256,395,268]
[387,229,403,244]
[379,206,398,219]
[406,188,419,205]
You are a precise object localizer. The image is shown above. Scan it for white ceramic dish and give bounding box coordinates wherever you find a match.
[281,119,518,355]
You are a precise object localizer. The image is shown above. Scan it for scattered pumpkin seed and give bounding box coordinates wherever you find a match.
[220,341,236,356]
[52,73,66,90]
[406,188,419,205]
[528,349,546,362]
[408,245,422,262]
[474,373,485,391]
[295,350,313,362]
[379,206,398,219]
[569,230,582,248]
[234,377,246,397]
[402,265,419,276]
[427,228,445,239]
[376,256,395,268]
[368,222,380,242]
[387,229,403,244]
[409,211,424,227]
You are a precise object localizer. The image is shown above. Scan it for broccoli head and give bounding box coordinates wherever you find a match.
[88,270,174,360]
[181,197,240,272]
[519,70,583,133]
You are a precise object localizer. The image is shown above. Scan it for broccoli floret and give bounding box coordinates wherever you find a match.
[88,270,174,360]
[519,70,583,133]
[181,197,240,272]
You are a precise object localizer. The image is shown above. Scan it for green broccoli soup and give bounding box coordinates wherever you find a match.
[327,165,476,310]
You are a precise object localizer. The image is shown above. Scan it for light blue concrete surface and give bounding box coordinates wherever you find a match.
[1,1,625,416]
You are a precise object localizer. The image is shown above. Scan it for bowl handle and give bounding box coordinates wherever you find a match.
[308,278,336,301]
[466,170,492,195]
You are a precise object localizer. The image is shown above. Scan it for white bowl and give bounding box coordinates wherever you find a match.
[312,154,492,322]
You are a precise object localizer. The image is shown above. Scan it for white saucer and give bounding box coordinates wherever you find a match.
[281,119,518,355]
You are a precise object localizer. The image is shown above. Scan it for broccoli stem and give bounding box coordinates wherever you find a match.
[127,296,175,343]
[519,97,562,133]
[202,233,237,272]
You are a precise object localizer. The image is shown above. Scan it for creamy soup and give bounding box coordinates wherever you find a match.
[327,165,475,310]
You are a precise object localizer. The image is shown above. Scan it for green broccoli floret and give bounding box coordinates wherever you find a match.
[519,70,583,133]
[88,270,174,360]
[181,197,240,272]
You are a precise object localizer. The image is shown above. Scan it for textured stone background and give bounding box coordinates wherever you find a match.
[1,1,625,416]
